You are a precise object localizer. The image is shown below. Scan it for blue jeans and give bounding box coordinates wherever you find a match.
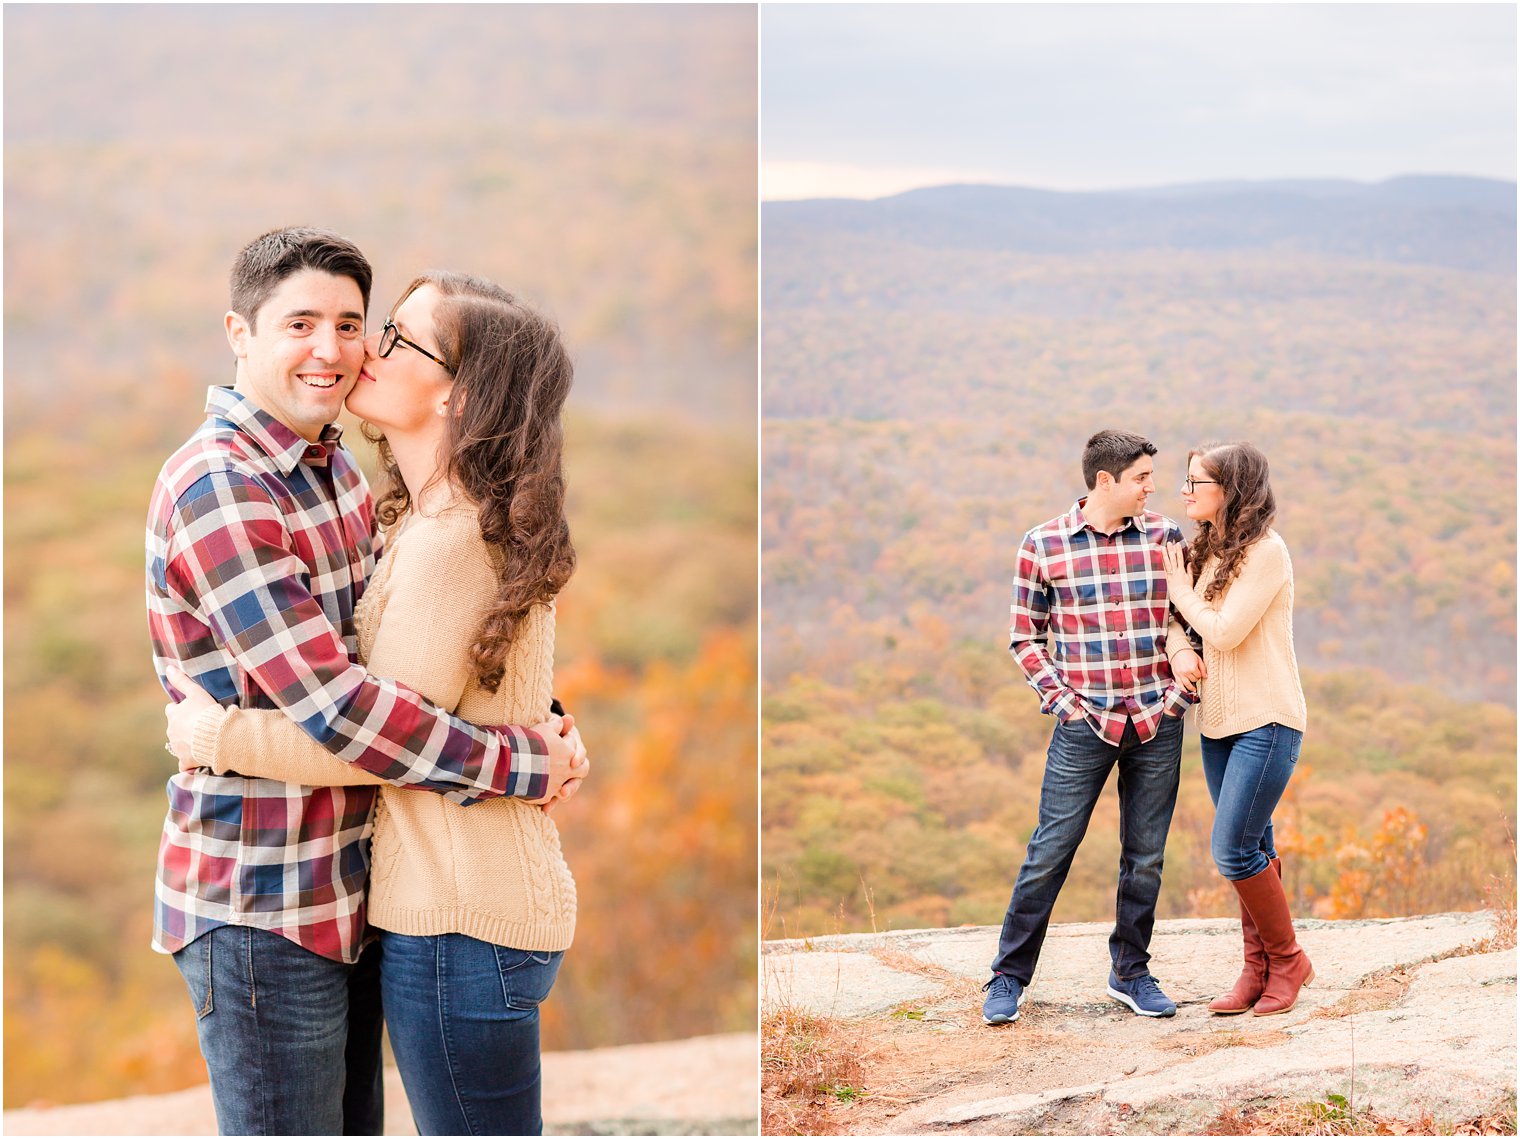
[1201,723,1303,880]
[380,931,564,1136]
[992,713,1184,983]
[172,926,384,1135]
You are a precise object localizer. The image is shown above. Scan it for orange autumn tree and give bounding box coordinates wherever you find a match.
[1320,807,1431,920]
[547,628,758,1047]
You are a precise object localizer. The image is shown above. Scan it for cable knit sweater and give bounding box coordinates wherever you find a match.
[1164,529,1308,739]
[191,499,576,952]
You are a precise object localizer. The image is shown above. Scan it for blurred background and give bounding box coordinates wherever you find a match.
[4,3,756,1109]
[760,4,1516,938]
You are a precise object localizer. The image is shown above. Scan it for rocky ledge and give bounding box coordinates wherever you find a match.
[763,912,1514,1134]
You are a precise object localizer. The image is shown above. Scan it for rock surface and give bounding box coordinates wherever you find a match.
[763,912,1515,1134]
[4,1033,758,1136]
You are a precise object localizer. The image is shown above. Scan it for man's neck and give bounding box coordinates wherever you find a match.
[1082,497,1132,535]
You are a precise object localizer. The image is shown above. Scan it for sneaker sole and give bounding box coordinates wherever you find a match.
[983,989,1029,1026]
[1106,984,1177,1018]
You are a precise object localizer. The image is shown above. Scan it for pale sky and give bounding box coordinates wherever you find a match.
[761,3,1517,199]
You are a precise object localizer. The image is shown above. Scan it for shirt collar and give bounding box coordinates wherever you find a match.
[204,386,343,475]
[1067,496,1142,538]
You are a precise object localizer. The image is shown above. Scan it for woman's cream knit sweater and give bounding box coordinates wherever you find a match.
[1166,529,1307,740]
[190,500,576,952]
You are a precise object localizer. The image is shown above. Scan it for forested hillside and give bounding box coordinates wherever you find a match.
[761,178,1516,939]
[4,6,757,1109]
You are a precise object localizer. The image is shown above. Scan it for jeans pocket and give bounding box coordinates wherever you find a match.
[174,934,215,1020]
[494,947,563,1012]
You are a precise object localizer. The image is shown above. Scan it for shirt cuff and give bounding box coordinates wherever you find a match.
[1045,689,1084,723]
[1162,683,1199,717]
[503,725,552,800]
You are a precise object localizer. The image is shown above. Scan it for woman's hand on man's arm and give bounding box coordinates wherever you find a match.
[165,665,225,771]
[530,713,589,815]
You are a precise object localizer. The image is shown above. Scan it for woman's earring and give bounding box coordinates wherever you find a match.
[437,401,449,417]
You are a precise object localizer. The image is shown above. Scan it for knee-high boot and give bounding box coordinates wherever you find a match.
[1209,857,1280,1014]
[1230,860,1314,1016]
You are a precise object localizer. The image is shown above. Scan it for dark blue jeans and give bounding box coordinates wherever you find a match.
[1200,723,1303,880]
[172,925,384,1135]
[380,931,564,1136]
[992,713,1184,983]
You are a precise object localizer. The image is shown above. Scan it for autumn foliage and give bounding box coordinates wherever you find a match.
[4,5,757,1109]
[763,644,1515,940]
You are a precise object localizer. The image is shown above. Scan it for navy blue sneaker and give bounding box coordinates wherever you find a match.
[981,972,1028,1025]
[1107,970,1177,1017]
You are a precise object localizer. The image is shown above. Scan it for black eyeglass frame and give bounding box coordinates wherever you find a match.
[1181,478,1221,493]
[378,320,452,371]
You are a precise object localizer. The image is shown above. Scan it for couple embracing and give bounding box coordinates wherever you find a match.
[148,227,587,1135]
[982,429,1311,1025]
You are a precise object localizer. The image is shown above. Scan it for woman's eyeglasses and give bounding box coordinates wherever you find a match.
[378,320,451,371]
[1181,478,1220,493]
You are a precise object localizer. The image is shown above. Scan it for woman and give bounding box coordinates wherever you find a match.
[166,271,582,1134]
[1161,442,1312,1017]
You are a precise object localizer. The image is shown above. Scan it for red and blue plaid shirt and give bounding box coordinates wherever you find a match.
[1009,498,1200,746]
[146,387,550,963]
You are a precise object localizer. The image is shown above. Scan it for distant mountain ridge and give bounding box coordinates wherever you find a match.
[766,175,1516,274]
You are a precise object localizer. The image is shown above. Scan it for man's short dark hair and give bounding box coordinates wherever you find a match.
[230,227,372,331]
[1082,429,1157,489]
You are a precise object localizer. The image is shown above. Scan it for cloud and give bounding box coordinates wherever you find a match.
[762,3,1517,191]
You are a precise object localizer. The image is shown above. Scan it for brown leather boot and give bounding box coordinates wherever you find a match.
[1231,860,1313,1016]
[1208,858,1280,1014]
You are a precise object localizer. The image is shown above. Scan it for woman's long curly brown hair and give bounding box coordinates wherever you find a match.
[1186,441,1276,602]
[365,271,575,693]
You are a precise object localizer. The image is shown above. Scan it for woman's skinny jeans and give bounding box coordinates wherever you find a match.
[380,930,563,1136]
[1200,722,1303,881]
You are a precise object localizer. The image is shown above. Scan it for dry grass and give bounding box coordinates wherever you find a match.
[762,880,882,1134]
[1308,964,1415,1021]
[1204,1093,1517,1135]
[760,1001,872,1136]
[867,946,960,986]
[1453,862,1517,957]
[1156,1026,1291,1058]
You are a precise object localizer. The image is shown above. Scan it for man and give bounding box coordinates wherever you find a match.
[981,429,1205,1025]
[146,227,585,1134]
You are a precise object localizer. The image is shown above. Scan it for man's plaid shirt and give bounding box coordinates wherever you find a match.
[1009,498,1200,746]
[146,387,551,964]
